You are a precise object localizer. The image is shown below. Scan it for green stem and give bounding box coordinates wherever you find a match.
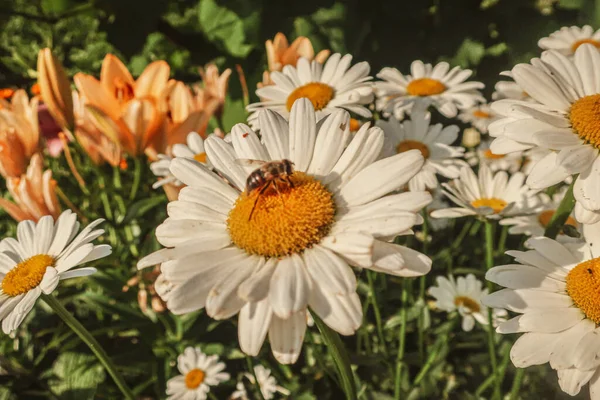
[418,210,429,364]
[42,295,134,399]
[245,356,266,400]
[484,220,500,400]
[366,271,388,356]
[544,179,576,239]
[394,279,409,399]
[509,368,525,400]
[129,157,143,201]
[311,311,357,400]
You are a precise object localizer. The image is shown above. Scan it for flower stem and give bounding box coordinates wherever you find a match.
[394,279,409,399]
[418,210,429,364]
[544,178,576,239]
[509,368,525,400]
[129,157,142,201]
[42,295,135,400]
[245,356,266,400]
[484,220,501,400]
[366,271,388,356]
[311,311,357,400]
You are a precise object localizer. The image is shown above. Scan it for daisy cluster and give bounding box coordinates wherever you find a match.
[2,24,600,400]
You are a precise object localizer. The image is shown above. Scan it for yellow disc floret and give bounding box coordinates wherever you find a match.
[454,296,481,313]
[286,82,335,111]
[566,257,600,323]
[228,172,335,258]
[406,78,446,97]
[483,149,504,160]
[185,369,205,389]
[1,254,54,297]
[473,110,491,119]
[397,140,430,159]
[569,94,600,148]
[538,210,578,229]
[571,39,600,53]
[471,198,507,214]
[194,152,207,163]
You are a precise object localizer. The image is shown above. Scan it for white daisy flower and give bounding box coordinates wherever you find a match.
[376,110,467,192]
[374,60,485,119]
[150,132,210,189]
[500,188,581,241]
[465,139,523,173]
[491,81,531,102]
[166,346,230,400]
[457,104,501,134]
[138,99,433,364]
[489,44,600,224]
[230,365,290,400]
[430,164,541,220]
[0,210,110,334]
[482,224,600,398]
[247,53,373,126]
[538,25,600,56]
[428,274,505,332]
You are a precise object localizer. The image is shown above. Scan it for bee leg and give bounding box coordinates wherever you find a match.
[248,182,271,221]
[273,179,287,207]
[285,176,295,188]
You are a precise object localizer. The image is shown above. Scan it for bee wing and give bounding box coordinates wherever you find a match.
[235,159,267,167]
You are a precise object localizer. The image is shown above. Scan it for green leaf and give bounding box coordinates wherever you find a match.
[558,0,584,9]
[120,195,167,225]
[41,0,74,14]
[198,0,254,57]
[451,38,486,68]
[49,352,106,400]
[220,96,248,131]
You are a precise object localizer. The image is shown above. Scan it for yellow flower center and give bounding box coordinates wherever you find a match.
[1,254,54,297]
[537,209,578,229]
[349,118,361,132]
[406,78,446,97]
[396,140,430,159]
[227,172,335,258]
[569,94,600,148]
[454,295,481,313]
[194,152,207,163]
[471,198,507,214]
[483,149,505,160]
[286,82,334,112]
[473,110,491,119]
[571,39,600,53]
[185,368,205,389]
[566,257,600,323]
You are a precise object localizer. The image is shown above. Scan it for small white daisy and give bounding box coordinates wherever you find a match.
[374,60,485,119]
[376,110,467,191]
[151,132,210,189]
[0,210,110,334]
[465,139,523,173]
[428,274,505,331]
[166,346,230,400]
[457,104,501,134]
[247,53,373,126]
[482,225,600,398]
[491,80,531,102]
[430,164,541,220]
[489,44,600,224]
[138,99,433,364]
[538,25,600,56]
[500,188,581,241]
[230,365,290,400]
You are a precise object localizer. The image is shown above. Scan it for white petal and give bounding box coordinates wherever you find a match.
[238,299,272,356]
[268,311,306,364]
[558,368,595,396]
[238,258,276,302]
[269,254,311,319]
[288,98,316,172]
[320,232,374,268]
[309,289,362,335]
[510,332,561,367]
[303,246,356,295]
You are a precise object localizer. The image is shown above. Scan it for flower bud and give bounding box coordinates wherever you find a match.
[37,48,75,132]
[462,127,481,148]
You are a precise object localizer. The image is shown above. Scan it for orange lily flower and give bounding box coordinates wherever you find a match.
[259,33,330,87]
[37,48,75,132]
[0,90,40,177]
[0,153,60,222]
[74,54,170,157]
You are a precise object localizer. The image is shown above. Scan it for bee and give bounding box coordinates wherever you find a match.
[236,159,295,220]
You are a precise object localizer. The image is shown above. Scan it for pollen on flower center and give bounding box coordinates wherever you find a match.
[473,110,491,119]
[227,172,335,258]
[406,78,446,97]
[471,198,507,214]
[397,140,430,159]
[483,149,504,160]
[1,254,54,297]
[194,152,207,163]
[454,296,481,313]
[538,210,577,229]
[566,257,600,323]
[569,94,600,148]
[571,39,600,52]
[286,82,335,112]
[185,368,205,389]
